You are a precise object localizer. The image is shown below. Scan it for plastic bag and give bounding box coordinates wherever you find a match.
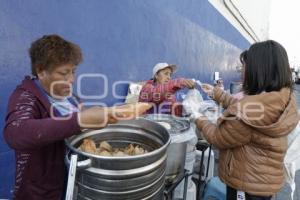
[182,89,219,116]
[182,89,204,116]
[124,82,145,103]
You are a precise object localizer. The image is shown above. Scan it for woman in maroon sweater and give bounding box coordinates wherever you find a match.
[3,35,135,200]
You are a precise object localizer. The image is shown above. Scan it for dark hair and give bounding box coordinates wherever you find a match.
[240,50,247,65]
[29,34,82,76]
[241,40,292,95]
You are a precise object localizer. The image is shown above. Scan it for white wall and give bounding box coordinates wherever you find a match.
[269,0,300,69]
[209,0,272,43]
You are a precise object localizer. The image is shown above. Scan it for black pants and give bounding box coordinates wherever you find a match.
[226,186,272,200]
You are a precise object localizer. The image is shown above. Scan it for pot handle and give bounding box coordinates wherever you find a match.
[66,154,77,200]
[65,151,92,170]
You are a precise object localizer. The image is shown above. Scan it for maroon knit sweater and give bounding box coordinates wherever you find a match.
[4,76,81,200]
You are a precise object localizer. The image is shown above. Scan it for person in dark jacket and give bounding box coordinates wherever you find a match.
[3,35,146,200]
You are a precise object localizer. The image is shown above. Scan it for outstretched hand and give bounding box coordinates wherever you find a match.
[184,79,196,89]
[201,83,214,97]
[77,103,153,129]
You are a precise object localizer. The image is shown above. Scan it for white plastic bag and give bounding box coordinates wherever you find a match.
[284,121,300,200]
[182,89,217,117]
[182,89,204,116]
[124,82,145,103]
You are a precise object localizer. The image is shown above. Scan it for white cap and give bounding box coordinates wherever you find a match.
[152,62,177,77]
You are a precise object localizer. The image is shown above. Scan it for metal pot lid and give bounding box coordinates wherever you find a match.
[141,114,190,135]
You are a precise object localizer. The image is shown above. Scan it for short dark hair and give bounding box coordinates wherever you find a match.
[241,40,292,95]
[29,34,82,76]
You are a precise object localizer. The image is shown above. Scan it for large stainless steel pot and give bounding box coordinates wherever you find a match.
[65,119,170,200]
[141,114,191,184]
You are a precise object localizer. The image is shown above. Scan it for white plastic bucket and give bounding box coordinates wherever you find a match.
[173,150,196,199]
[173,179,196,200]
[187,181,197,200]
[193,149,214,182]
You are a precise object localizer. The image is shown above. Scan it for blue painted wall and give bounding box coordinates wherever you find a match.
[0,0,250,198]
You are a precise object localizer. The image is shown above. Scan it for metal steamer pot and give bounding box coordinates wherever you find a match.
[142,114,191,184]
[65,119,170,200]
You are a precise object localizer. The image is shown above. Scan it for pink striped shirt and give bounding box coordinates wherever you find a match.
[138,78,186,116]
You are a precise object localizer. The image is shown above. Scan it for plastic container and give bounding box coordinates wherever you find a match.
[173,150,196,198]
[173,180,197,200]
[193,149,215,182]
[187,181,197,200]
